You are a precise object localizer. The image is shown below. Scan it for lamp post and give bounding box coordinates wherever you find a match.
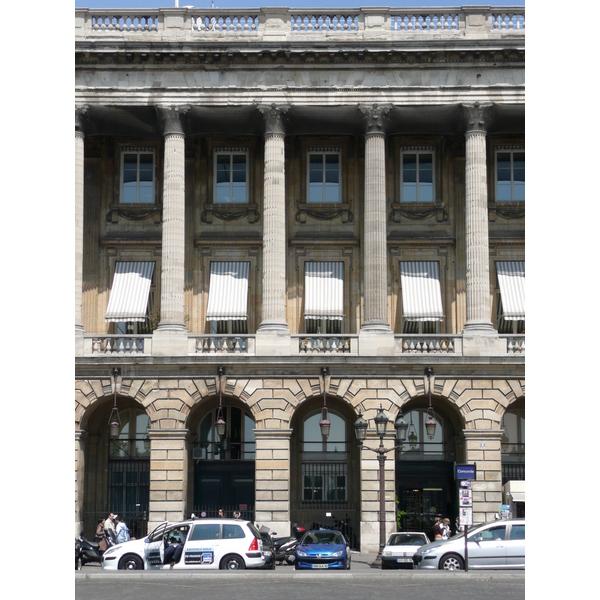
[354,405,408,568]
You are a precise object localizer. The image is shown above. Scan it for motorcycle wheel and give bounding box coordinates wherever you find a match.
[285,554,295,565]
[76,557,82,571]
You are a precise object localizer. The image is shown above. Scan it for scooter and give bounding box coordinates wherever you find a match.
[271,526,306,565]
[75,533,103,568]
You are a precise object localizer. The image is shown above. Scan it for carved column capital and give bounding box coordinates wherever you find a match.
[461,102,493,133]
[156,106,188,136]
[258,103,289,135]
[75,105,89,136]
[359,103,393,135]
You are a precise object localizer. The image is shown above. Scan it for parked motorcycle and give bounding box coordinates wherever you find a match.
[75,533,103,569]
[271,526,306,565]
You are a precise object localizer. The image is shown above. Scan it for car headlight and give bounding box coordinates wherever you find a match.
[382,551,392,557]
[420,546,437,556]
[297,550,307,557]
[103,547,117,556]
[332,550,343,557]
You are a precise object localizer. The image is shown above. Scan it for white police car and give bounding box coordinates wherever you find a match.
[101,519,265,571]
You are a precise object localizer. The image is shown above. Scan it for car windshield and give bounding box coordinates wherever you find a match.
[389,534,426,546]
[302,532,343,545]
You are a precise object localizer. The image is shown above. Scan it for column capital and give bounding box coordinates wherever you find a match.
[359,103,392,135]
[258,103,289,135]
[156,105,188,136]
[461,102,493,134]
[75,105,89,136]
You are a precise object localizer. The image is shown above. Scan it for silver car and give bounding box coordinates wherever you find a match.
[382,532,430,569]
[412,519,525,570]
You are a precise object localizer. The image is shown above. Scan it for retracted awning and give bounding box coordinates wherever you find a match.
[400,261,444,321]
[304,261,344,320]
[496,261,525,320]
[206,261,249,320]
[105,261,155,322]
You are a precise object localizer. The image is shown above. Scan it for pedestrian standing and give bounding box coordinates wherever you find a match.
[104,512,117,545]
[433,517,444,540]
[115,515,131,544]
[96,518,107,553]
[442,518,451,539]
[218,508,225,518]
[233,510,241,519]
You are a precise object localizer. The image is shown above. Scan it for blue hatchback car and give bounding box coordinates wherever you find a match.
[295,529,350,570]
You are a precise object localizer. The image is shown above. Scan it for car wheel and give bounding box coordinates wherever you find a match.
[119,554,144,570]
[439,554,464,571]
[220,554,245,570]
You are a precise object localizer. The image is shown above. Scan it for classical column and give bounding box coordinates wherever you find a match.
[255,105,290,354]
[147,429,189,533]
[360,105,392,332]
[254,429,292,536]
[153,107,188,355]
[462,103,495,334]
[463,429,504,524]
[75,108,87,356]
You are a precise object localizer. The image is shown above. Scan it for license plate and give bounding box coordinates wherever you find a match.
[312,564,329,569]
[396,558,412,563]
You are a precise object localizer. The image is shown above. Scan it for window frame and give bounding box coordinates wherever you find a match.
[213,149,249,205]
[399,148,435,204]
[119,148,156,205]
[494,147,525,203]
[306,149,342,204]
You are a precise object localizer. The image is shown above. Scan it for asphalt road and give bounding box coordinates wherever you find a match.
[75,556,524,600]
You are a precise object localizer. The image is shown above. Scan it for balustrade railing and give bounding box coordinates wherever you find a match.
[396,335,460,354]
[502,335,525,354]
[88,335,151,355]
[295,335,356,354]
[76,6,525,40]
[193,335,251,354]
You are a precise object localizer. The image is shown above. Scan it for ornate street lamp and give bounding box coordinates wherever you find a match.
[425,367,437,440]
[353,403,407,568]
[319,367,331,440]
[108,368,121,439]
[215,366,226,439]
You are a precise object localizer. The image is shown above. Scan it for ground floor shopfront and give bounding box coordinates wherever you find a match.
[75,366,524,552]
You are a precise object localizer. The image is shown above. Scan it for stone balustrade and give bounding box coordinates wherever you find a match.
[75,6,524,41]
[503,335,525,354]
[86,335,151,355]
[395,335,462,354]
[193,335,253,354]
[295,335,357,354]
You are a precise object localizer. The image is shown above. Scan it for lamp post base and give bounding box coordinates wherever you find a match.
[370,546,384,568]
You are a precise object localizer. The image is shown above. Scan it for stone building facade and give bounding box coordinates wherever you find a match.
[75,5,525,553]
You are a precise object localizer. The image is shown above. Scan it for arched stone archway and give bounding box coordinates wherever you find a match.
[289,394,362,549]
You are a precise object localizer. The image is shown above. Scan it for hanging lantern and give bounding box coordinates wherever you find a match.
[394,409,408,442]
[319,367,331,440]
[215,366,227,440]
[108,368,121,439]
[425,367,437,440]
[353,412,368,442]
[374,404,388,438]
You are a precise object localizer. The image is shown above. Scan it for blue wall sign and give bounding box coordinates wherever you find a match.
[456,464,476,480]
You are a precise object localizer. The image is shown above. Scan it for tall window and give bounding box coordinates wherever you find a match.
[195,406,255,461]
[121,150,155,204]
[496,149,525,202]
[501,407,525,484]
[301,410,347,503]
[215,152,248,203]
[400,151,434,203]
[396,409,453,460]
[308,151,341,203]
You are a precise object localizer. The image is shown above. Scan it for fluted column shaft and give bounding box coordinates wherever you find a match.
[157,109,186,331]
[463,104,494,332]
[360,105,391,332]
[75,129,85,336]
[258,106,289,331]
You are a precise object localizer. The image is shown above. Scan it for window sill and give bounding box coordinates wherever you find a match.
[201,202,259,223]
[390,201,447,223]
[295,201,353,223]
[108,204,161,223]
[488,201,525,221]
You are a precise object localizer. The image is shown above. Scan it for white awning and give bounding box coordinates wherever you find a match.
[503,480,525,503]
[304,261,344,320]
[206,261,249,321]
[496,261,525,320]
[400,261,444,321]
[105,262,155,323]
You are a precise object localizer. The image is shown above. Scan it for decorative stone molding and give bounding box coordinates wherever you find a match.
[461,101,493,134]
[258,103,289,135]
[359,103,393,135]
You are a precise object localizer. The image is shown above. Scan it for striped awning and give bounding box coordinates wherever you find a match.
[206,262,249,321]
[400,261,444,321]
[304,261,344,320]
[105,262,155,322]
[496,261,525,320]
